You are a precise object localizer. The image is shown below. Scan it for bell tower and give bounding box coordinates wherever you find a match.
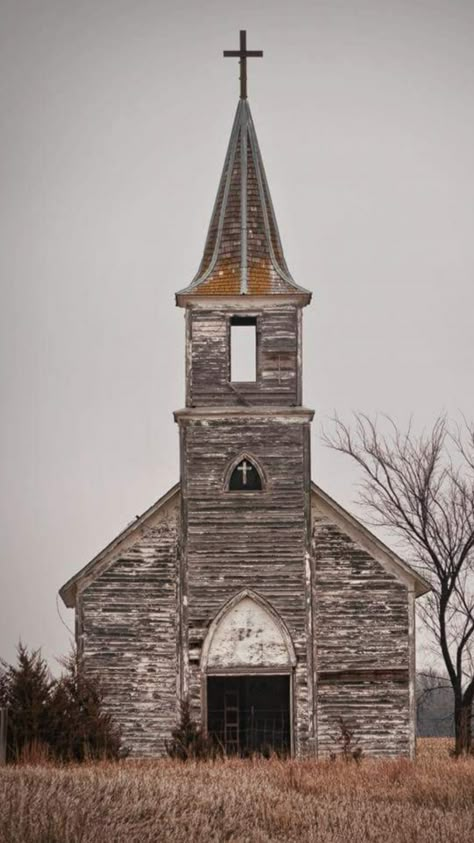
[174,32,315,755]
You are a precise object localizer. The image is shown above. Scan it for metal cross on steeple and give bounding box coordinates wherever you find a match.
[224,30,263,100]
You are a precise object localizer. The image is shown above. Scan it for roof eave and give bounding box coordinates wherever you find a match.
[311,483,432,598]
[59,483,181,609]
[60,479,431,611]
[175,291,312,308]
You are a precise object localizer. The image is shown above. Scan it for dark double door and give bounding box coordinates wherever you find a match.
[207,674,291,756]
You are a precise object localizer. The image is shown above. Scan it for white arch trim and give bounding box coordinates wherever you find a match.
[201,589,297,671]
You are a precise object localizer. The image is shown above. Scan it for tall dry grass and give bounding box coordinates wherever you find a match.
[1,739,473,843]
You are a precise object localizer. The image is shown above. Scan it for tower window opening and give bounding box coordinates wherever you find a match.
[230,316,257,382]
[229,458,262,491]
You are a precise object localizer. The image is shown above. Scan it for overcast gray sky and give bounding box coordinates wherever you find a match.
[1,0,473,669]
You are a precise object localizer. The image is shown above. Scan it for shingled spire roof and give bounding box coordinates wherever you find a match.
[176,99,310,300]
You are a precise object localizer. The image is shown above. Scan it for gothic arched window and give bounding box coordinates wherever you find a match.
[228,458,263,491]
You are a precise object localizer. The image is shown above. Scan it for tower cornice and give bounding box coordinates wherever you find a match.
[174,406,315,423]
[176,293,312,308]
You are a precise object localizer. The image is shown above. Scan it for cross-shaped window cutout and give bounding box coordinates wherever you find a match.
[229,458,262,491]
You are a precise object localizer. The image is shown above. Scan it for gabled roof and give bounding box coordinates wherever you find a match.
[176,99,310,301]
[59,481,430,609]
[59,483,180,608]
[311,483,431,597]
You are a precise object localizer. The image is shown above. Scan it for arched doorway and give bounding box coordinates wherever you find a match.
[201,590,296,756]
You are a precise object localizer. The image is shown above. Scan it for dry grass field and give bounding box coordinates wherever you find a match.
[1,739,473,843]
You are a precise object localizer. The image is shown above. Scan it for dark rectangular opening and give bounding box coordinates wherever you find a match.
[230,315,257,383]
[230,315,257,327]
[207,675,291,757]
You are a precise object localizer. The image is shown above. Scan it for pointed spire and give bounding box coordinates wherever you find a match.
[177,100,310,300]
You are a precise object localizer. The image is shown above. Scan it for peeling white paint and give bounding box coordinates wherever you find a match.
[207,596,291,667]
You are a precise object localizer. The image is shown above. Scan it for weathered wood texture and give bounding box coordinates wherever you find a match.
[188,306,301,407]
[179,415,314,754]
[58,76,428,760]
[71,484,415,759]
[78,515,178,757]
[317,678,410,757]
[205,596,293,668]
[69,291,417,761]
[312,508,411,757]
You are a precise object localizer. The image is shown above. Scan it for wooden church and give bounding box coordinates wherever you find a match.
[60,33,429,759]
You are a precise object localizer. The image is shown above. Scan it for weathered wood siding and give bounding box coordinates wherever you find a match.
[78,517,178,757]
[188,306,301,407]
[312,506,411,757]
[68,274,417,761]
[179,415,314,755]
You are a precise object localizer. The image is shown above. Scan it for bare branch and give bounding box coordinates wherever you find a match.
[324,413,474,753]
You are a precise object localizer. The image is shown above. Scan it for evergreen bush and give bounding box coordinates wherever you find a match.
[0,644,121,762]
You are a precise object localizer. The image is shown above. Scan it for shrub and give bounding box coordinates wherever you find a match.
[0,644,122,763]
[0,644,54,761]
[50,651,122,761]
[166,700,220,760]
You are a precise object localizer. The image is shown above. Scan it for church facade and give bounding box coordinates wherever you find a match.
[60,37,429,759]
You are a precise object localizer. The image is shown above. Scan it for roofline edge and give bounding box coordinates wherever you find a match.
[175,292,312,308]
[311,482,432,597]
[58,482,181,609]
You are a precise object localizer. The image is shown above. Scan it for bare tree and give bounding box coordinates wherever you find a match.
[416,669,453,737]
[324,415,474,755]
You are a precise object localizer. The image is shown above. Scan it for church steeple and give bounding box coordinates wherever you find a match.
[175,32,312,409]
[176,33,310,303]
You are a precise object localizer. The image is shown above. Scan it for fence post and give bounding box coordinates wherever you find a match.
[0,708,8,765]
